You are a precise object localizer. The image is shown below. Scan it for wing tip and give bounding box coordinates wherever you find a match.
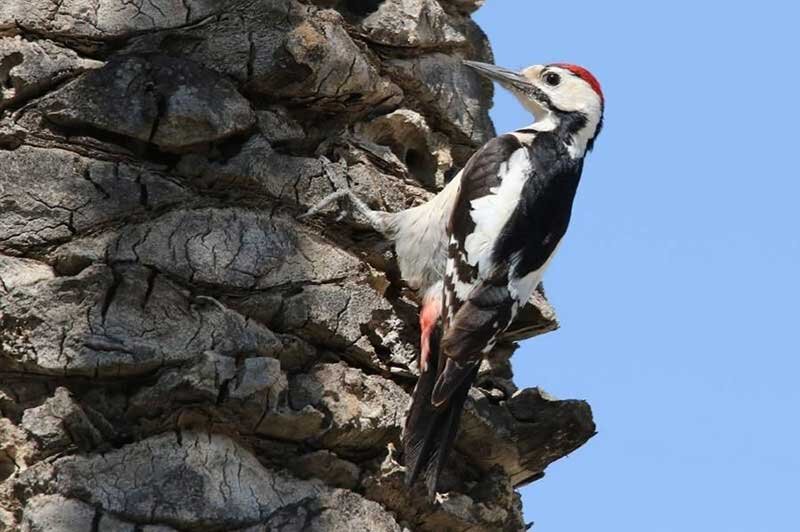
[431,358,478,407]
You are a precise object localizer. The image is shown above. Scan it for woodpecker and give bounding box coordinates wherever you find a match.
[303,60,604,495]
[402,61,604,495]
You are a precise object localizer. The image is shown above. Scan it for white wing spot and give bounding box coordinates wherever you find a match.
[463,148,532,275]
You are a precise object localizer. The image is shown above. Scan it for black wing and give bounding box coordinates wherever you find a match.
[435,133,583,404]
[403,132,584,495]
[403,134,523,494]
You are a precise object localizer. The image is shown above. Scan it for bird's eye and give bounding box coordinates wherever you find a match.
[544,72,561,86]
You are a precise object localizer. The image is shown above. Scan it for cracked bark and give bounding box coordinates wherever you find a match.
[0,1,594,531]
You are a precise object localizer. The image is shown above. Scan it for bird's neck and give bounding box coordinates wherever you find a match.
[521,110,600,159]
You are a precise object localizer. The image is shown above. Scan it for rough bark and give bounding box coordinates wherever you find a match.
[0,1,594,530]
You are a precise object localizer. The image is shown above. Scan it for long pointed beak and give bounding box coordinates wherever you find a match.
[463,60,533,91]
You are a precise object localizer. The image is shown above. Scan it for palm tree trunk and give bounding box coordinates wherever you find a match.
[0,1,594,530]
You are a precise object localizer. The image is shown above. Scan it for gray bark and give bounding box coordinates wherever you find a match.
[0,1,594,530]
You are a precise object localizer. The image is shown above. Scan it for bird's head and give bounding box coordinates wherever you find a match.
[465,61,604,153]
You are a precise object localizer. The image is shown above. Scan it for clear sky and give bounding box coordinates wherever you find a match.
[474,2,800,531]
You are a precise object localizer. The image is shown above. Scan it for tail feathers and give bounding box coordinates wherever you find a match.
[422,367,476,496]
[403,328,479,496]
[403,328,443,488]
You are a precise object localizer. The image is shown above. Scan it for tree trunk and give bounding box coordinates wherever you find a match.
[0,1,595,530]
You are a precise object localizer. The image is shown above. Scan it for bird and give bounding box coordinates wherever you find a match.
[303,60,604,495]
[403,60,604,495]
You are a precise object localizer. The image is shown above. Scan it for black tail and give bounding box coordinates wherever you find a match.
[402,327,479,496]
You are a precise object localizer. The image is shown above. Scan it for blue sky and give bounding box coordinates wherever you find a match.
[474,2,800,531]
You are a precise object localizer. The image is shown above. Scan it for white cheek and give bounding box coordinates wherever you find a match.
[550,81,583,112]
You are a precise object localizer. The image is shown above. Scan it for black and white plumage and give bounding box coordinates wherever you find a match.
[302,60,605,496]
[403,61,605,495]
[434,130,582,404]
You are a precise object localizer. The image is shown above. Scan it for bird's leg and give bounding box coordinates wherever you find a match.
[299,189,349,218]
[419,287,442,373]
[300,187,391,234]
